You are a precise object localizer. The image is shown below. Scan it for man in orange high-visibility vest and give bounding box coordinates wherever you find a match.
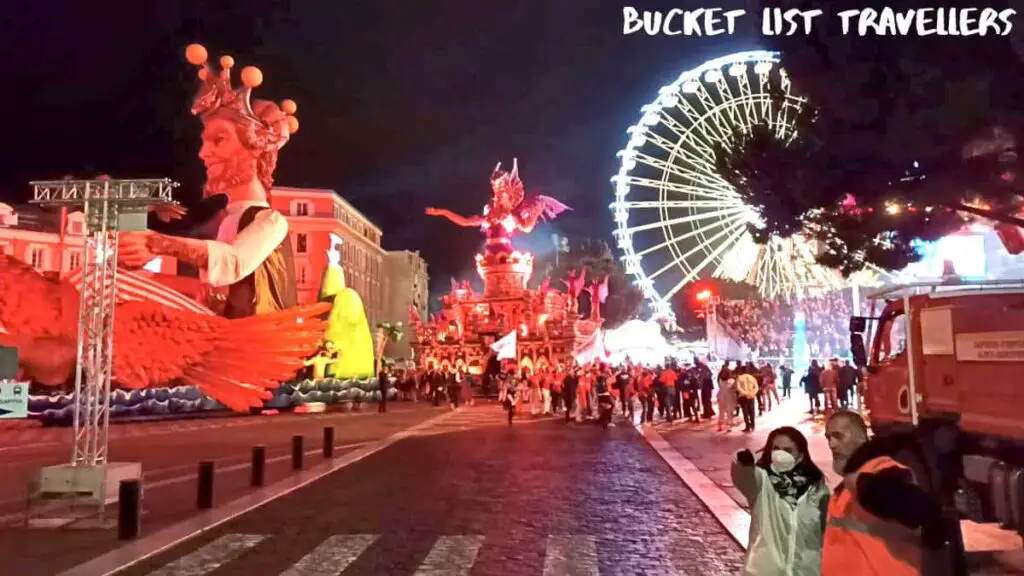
[822,411,946,575]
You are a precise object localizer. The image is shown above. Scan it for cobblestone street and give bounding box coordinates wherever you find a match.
[99,404,744,575]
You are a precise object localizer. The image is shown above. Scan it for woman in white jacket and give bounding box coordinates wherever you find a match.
[731,426,830,576]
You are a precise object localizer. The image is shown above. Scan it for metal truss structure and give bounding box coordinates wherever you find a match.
[30,178,177,469]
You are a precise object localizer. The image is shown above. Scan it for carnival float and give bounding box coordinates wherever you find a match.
[415,160,606,373]
[3,44,384,423]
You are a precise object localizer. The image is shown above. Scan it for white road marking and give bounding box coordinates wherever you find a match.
[146,533,265,576]
[543,535,599,576]
[280,534,378,576]
[413,535,484,576]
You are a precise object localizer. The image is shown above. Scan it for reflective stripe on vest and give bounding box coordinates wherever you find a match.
[821,456,923,576]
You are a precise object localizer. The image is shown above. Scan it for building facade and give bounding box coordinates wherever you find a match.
[269,187,386,328]
[382,250,429,360]
[1,191,387,327]
[0,203,89,275]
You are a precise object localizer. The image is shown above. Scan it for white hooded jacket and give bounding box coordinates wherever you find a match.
[731,459,830,576]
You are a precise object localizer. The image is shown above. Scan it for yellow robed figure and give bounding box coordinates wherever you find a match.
[319,234,375,379]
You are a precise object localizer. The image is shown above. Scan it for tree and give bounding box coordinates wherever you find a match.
[374,321,404,375]
[715,0,1024,273]
[539,237,644,328]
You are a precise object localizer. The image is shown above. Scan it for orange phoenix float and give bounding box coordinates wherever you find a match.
[417,160,601,374]
[0,44,328,418]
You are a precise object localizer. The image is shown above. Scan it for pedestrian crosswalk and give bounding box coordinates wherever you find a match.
[410,403,548,437]
[142,532,699,575]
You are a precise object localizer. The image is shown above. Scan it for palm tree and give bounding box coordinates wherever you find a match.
[374,322,405,373]
[375,322,404,412]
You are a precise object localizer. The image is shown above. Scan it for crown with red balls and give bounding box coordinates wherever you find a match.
[184,43,299,150]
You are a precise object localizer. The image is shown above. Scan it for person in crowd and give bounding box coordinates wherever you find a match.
[802,361,822,416]
[378,364,392,412]
[779,363,793,399]
[529,369,542,416]
[655,365,672,421]
[614,364,630,415]
[736,365,759,433]
[429,367,446,407]
[761,361,780,410]
[562,367,578,423]
[699,361,716,419]
[745,361,765,415]
[447,367,464,410]
[551,365,564,415]
[503,369,518,425]
[682,367,700,423]
[640,369,656,424]
[837,360,858,409]
[732,426,830,575]
[820,359,840,416]
[717,362,738,432]
[540,369,552,415]
[822,411,948,575]
[671,364,684,420]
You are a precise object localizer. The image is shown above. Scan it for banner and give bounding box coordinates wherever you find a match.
[490,330,517,361]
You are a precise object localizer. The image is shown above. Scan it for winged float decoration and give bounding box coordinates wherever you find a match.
[0,255,328,412]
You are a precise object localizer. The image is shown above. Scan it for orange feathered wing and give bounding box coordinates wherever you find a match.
[0,255,79,342]
[112,300,331,412]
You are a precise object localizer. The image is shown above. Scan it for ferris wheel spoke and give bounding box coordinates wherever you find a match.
[663,222,751,301]
[648,216,747,282]
[615,200,744,209]
[635,154,735,195]
[643,129,723,179]
[621,176,739,202]
[620,205,748,235]
[634,209,750,258]
[665,100,724,163]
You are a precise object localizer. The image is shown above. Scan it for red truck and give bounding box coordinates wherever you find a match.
[850,279,1024,542]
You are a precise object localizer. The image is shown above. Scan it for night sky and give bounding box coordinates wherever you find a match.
[1,0,755,296]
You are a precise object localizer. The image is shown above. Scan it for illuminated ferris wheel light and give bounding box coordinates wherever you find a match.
[611,50,873,315]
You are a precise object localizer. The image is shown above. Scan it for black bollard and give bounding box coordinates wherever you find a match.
[197,461,214,509]
[117,479,142,540]
[323,426,335,458]
[292,435,304,470]
[251,446,266,487]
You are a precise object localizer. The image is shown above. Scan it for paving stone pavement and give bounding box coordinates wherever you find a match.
[99,404,745,576]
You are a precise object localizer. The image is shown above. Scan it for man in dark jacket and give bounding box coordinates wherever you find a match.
[562,368,579,423]
[837,360,858,409]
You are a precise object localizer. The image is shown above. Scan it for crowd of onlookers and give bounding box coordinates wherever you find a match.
[715,291,870,361]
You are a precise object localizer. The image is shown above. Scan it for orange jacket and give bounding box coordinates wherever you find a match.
[822,456,923,576]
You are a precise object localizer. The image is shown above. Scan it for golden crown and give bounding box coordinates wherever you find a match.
[184,43,299,149]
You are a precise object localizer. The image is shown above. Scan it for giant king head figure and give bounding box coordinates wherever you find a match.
[184,43,299,202]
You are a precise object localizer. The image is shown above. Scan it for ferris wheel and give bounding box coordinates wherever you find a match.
[611,50,860,316]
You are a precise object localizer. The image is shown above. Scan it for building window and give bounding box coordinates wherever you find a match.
[69,220,84,235]
[296,233,308,254]
[297,263,308,286]
[68,251,82,270]
[28,246,46,269]
[0,243,8,255]
[291,201,310,217]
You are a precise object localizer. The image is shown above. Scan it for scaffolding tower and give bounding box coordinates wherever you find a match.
[29,178,177,519]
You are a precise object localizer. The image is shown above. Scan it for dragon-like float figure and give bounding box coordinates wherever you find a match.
[425,159,570,256]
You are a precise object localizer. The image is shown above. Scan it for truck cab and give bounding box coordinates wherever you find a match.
[850,279,1024,536]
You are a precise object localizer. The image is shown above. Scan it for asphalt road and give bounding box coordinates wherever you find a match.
[112,405,745,576]
[0,404,442,575]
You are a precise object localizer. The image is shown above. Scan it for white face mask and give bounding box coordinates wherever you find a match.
[770,450,797,473]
